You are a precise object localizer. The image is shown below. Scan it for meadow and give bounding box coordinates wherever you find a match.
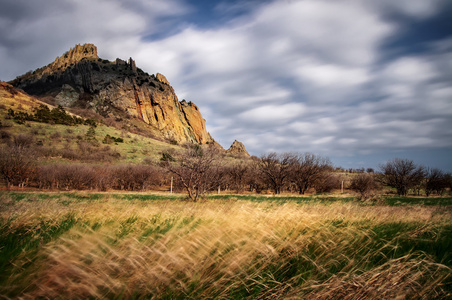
[1,191,451,299]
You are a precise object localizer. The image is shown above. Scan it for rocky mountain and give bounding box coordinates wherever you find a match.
[227,140,250,157]
[9,43,213,144]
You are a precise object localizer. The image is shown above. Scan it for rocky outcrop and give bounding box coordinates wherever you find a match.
[9,44,214,145]
[227,140,250,157]
[156,73,170,85]
[48,44,98,74]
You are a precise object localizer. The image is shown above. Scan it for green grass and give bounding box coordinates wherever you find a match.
[3,191,452,206]
[0,191,451,298]
[0,115,180,164]
[384,195,452,206]
[0,213,78,286]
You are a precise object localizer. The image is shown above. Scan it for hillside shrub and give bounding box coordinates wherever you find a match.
[7,105,96,127]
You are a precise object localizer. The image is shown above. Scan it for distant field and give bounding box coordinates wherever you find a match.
[1,191,451,299]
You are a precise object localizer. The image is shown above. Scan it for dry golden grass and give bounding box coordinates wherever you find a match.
[1,194,451,299]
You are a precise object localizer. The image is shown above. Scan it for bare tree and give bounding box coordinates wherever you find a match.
[379,158,426,196]
[164,145,219,201]
[290,153,332,194]
[313,173,340,194]
[258,152,295,194]
[225,161,251,194]
[425,168,448,196]
[0,145,36,189]
[349,173,377,200]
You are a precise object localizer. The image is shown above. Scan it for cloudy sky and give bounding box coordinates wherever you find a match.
[1,0,452,171]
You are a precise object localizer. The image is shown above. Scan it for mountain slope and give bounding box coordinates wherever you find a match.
[10,43,213,144]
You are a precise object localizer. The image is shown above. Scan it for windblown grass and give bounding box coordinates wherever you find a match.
[0,192,451,299]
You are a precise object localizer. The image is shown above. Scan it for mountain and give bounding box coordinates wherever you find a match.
[9,43,213,145]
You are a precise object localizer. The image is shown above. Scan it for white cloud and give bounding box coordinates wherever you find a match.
[238,103,306,125]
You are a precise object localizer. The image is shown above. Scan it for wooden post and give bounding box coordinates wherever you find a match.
[170,176,173,194]
[341,180,344,194]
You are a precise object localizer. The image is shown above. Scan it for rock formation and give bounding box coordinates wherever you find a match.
[10,43,214,145]
[227,140,250,157]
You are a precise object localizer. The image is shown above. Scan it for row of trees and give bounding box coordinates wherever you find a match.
[164,146,452,201]
[164,147,339,201]
[1,139,451,200]
[379,158,451,196]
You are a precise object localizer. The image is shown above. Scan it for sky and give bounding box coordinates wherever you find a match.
[1,0,452,171]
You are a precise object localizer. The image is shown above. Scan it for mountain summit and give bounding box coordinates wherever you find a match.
[10,43,213,144]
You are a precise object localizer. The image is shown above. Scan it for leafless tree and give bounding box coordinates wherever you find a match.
[225,161,251,194]
[379,158,426,196]
[0,145,36,189]
[349,173,377,199]
[290,153,332,194]
[164,145,219,201]
[313,173,340,194]
[258,152,295,194]
[425,168,448,196]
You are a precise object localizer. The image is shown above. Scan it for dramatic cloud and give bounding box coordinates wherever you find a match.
[1,0,451,170]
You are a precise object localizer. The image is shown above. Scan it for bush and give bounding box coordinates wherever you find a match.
[0,145,36,188]
[102,134,123,144]
[9,134,35,150]
[0,130,11,140]
[313,174,340,194]
[350,174,377,200]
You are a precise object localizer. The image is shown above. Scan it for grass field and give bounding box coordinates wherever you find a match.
[1,191,451,299]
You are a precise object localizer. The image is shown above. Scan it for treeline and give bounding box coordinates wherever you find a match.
[0,136,451,199]
[7,104,96,126]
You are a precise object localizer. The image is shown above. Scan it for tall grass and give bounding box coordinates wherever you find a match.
[0,192,451,299]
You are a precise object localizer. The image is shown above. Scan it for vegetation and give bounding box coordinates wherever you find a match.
[378,158,426,196]
[163,144,220,201]
[1,101,452,298]
[0,192,451,298]
[349,173,378,200]
[7,104,97,126]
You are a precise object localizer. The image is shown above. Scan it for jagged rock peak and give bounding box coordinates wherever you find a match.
[227,140,250,157]
[156,73,170,85]
[51,43,98,71]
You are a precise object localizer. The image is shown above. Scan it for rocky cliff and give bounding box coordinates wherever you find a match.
[10,43,213,144]
[227,140,250,157]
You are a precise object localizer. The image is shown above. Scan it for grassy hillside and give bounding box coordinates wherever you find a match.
[0,192,451,298]
[0,98,181,164]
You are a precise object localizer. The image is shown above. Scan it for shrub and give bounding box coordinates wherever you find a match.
[50,132,61,140]
[0,130,11,140]
[85,126,96,140]
[313,174,340,194]
[0,145,36,188]
[10,134,35,150]
[160,150,175,162]
[350,173,377,200]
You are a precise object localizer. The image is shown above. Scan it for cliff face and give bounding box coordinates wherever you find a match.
[10,44,213,144]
